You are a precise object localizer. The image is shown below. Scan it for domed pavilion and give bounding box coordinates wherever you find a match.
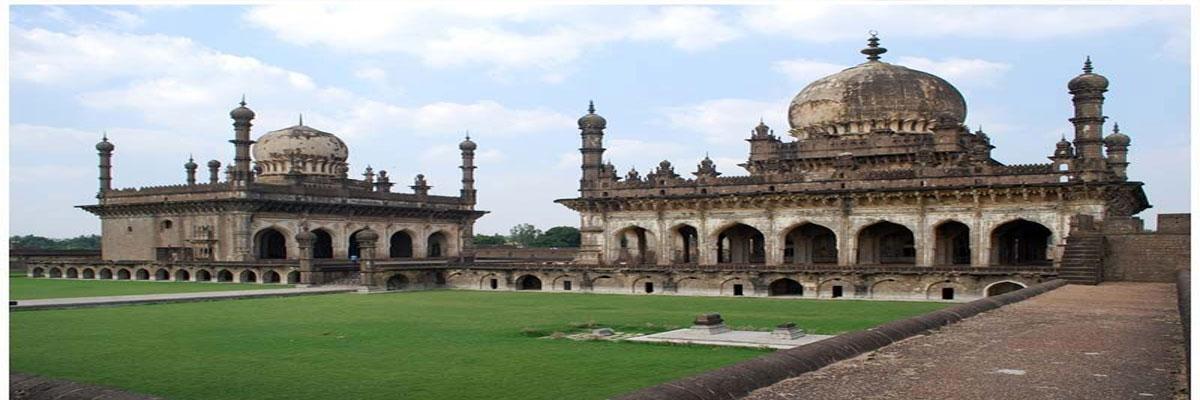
[550,33,1150,300]
[75,99,486,290]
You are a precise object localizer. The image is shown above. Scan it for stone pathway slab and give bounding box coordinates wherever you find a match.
[628,329,834,349]
[745,283,1185,400]
[10,286,356,311]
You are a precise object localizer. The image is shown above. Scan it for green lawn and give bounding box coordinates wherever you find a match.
[9,275,282,300]
[10,290,947,400]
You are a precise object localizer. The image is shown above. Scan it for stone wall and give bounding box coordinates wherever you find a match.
[1103,214,1191,283]
[473,246,577,261]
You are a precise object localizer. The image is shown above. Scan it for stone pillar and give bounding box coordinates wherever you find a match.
[295,230,315,285]
[184,156,198,185]
[355,230,381,292]
[765,212,782,266]
[229,98,256,183]
[207,160,221,184]
[95,134,114,194]
[231,212,252,261]
[1068,57,1109,181]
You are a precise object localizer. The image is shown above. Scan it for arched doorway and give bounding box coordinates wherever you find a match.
[616,226,654,264]
[117,269,131,280]
[49,268,62,278]
[768,278,804,296]
[857,221,915,264]
[155,269,169,281]
[66,268,78,279]
[784,223,837,264]
[390,231,414,258]
[239,270,258,283]
[82,269,95,279]
[427,232,448,258]
[31,267,44,277]
[991,220,1052,266]
[986,281,1025,296]
[672,225,699,263]
[934,221,971,265]
[135,269,150,280]
[256,228,287,259]
[386,274,408,290]
[100,269,113,279]
[263,271,281,284]
[286,271,300,284]
[175,270,191,281]
[348,229,366,259]
[516,275,542,291]
[312,229,334,259]
[196,270,212,282]
[217,270,233,282]
[717,223,765,264]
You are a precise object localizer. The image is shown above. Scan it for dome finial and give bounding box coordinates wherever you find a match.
[1113,122,1119,134]
[239,94,246,107]
[465,130,470,140]
[588,100,596,114]
[102,131,108,141]
[862,30,887,62]
[1083,56,1093,74]
[298,113,303,126]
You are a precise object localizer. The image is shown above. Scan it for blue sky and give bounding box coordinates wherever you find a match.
[8,4,1191,237]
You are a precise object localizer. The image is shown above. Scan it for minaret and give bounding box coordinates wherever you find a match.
[1104,123,1131,180]
[95,132,114,195]
[229,96,256,183]
[1067,57,1109,178]
[411,174,431,197]
[459,132,477,206]
[184,155,198,185]
[207,160,222,184]
[577,101,607,193]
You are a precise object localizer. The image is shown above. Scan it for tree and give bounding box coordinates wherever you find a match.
[530,226,580,248]
[473,234,507,246]
[10,234,101,250]
[508,223,542,247]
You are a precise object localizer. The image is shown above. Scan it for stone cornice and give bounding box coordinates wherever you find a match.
[79,198,488,220]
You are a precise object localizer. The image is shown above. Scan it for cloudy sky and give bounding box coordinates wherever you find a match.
[8,4,1191,237]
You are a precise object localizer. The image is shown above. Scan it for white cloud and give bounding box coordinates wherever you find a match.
[660,98,789,144]
[772,59,846,84]
[338,100,574,140]
[102,9,145,30]
[628,6,741,51]
[894,57,1012,86]
[243,5,738,80]
[741,5,1177,42]
[354,66,388,83]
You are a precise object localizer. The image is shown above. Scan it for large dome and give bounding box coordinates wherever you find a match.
[787,37,966,137]
[252,124,348,178]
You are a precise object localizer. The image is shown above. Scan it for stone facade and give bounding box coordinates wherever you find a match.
[553,35,1150,300]
[46,100,486,289]
[1103,214,1191,282]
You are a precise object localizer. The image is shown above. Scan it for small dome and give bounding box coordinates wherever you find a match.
[230,98,255,120]
[184,157,198,169]
[207,159,221,168]
[253,124,348,178]
[1068,57,1109,92]
[459,136,477,151]
[95,137,114,152]
[788,35,966,136]
[1104,124,1130,146]
[578,101,606,130]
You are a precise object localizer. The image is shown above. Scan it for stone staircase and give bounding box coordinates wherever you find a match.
[1058,234,1105,285]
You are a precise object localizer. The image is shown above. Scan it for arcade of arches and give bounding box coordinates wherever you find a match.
[603,218,1057,267]
[251,227,458,260]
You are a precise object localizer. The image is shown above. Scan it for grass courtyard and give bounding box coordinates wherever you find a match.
[10,290,947,400]
[9,275,281,300]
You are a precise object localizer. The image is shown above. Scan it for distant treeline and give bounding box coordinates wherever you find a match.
[475,224,580,248]
[10,235,101,250]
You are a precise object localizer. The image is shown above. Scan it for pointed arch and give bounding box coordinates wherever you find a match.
[990,219,1052,266]
[716,223,764,264]
[856,221,914,265]
[255,227,288,259]
[933,220,971,266]
[670,224,699,264]
[783,222,838,264]
[390,230,415,258]
[311,229,334,259]
[426,231,449,258]
[614,225,656,265]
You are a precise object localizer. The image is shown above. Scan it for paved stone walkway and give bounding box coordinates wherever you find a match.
[10,286,356,311]
[746,283,1186,400]
[10,373,161,400]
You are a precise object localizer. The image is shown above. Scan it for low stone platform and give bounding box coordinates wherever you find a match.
[628,329,833,349]
[745,283,1185,400]
[10,287,356,311]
